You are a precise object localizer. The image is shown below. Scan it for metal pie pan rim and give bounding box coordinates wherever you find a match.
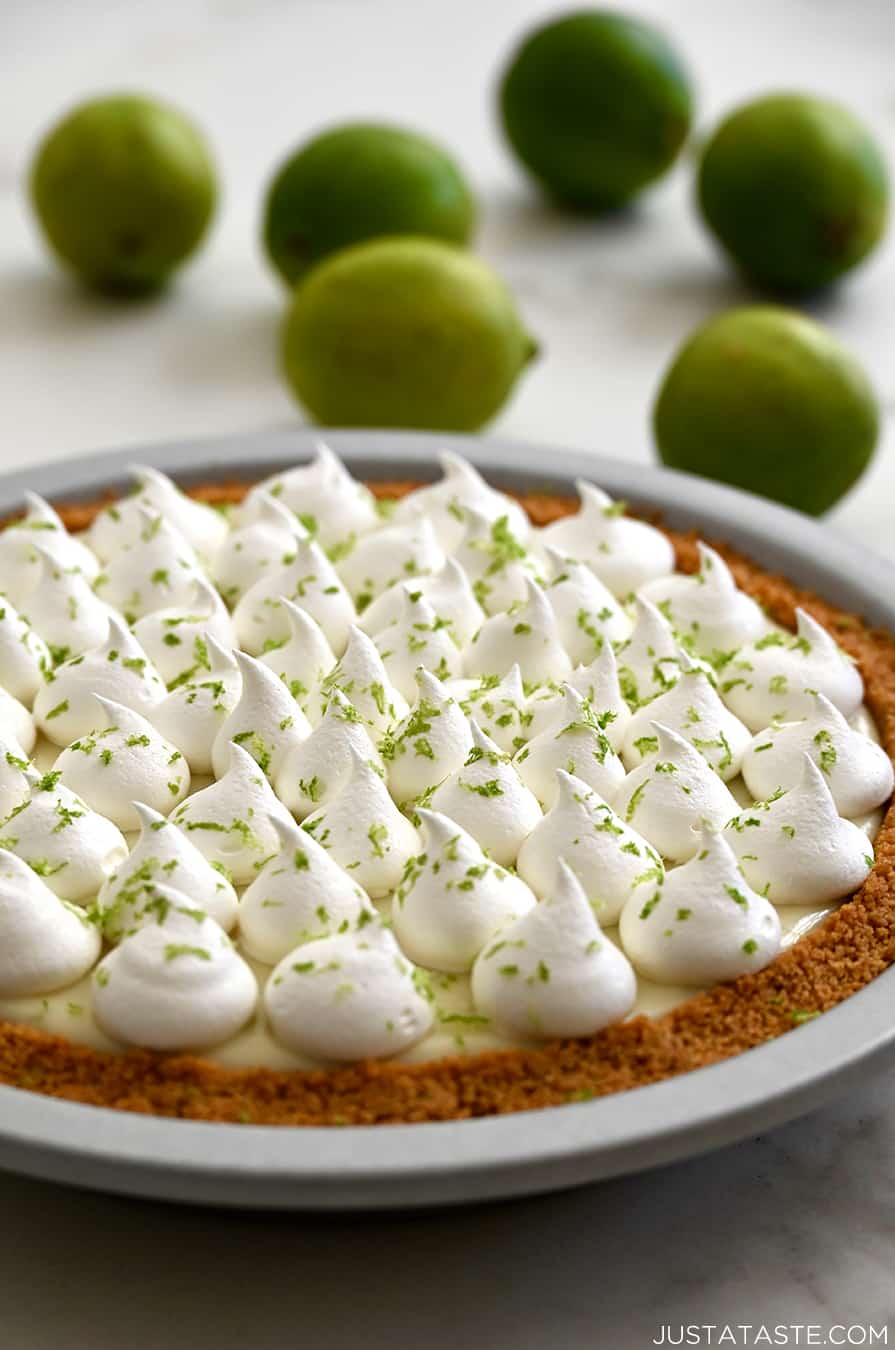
[0,426,892,1210]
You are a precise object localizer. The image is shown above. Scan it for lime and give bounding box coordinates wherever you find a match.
[263,123,476,288]
[698,94,889,291]
[281,236,537,431]
[498,10,693,210]
[29,94,217,293]
[653,307,878,515]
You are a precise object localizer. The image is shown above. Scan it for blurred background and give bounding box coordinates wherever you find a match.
[2,0,894,550]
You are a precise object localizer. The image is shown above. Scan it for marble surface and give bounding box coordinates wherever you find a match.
[1,1,895,1344]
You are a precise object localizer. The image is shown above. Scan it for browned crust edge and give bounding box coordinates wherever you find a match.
[2,479,894,1127]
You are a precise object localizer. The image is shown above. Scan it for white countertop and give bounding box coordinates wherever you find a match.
[1,1,894,1343]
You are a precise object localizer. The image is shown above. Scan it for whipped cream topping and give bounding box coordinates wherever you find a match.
[430,720,541,867]
[640,543,768,661]
[358,556,485,650]
[471,859,636,1039]
[614,722,739,862]
[382,669,473,804]
[0,449,889,1068]
[258,599,335,714]
[211,649,310,780]
[619,828,781,986]
[741,691,894,818]
[171,741,293,884]
[394,451,531,551]
[724,754,874,904]
[317,625,408,734]
[465,576,572,684]
[615,595,693,707]
[0,491,99,605]
[89,465,228,565]
[33,614,166,746]
[336,516,445,611]
[393,809,537,973]
[264,916,434,1062]
[98,800,239,940]
[544,547,632,664]
[92,899,257,1051]
[274,688,382,819]
[517,769,661,924]
[720,609,865,732]
[453,506,544,615]
[514,686,625,808]
[239,814,372,965]
[210,489,307,605]
[0,688,35,756]
[0,848,100,997]
[372,589,462,701]
[149,634,241,774]
[0,741,35,819]
[243,441,379,551]
[96,507,205,622]
[455,664,530,753]
[231,535,356,656]
[0,598,50,707]
[538,481,675,599]
[621,654,751,781]
[19,544,111,660]
[132,576,234,685]
[302,747,420,897]
[528,641,632,750]
[0,767,127,901]
[54,696,190,830]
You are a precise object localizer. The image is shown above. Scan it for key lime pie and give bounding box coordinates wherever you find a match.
[0,446,893,1125]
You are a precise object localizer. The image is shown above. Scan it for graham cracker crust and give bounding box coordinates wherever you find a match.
[1,477,893,1126]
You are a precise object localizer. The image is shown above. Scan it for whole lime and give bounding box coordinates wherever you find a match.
[698,94,889,291]
[29,94,217,293]
[653,307,878,515]
[281,237,537,431]
[263,123,476,288]
[498,10,693,210]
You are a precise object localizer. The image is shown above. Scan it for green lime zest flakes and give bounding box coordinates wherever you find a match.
[813,729,837,775]
[633,735,658,757]
[292,960,316,974]
[163,944,211,963]
[293,848,310,871]
[368,822,389,858]
[461,778,504,798]
[45,698,69,720]
[232,729,272,775]
[789,1008,820,1024]
[28,857,68,877]
[864,854,875,870]
[601,498,628,518]
[512,621,531,636]
[638,890,662,920]
[754,632,785,651]
[781,824,796,839]
[94,967,110,988]
[742,938,759,955]
[768,674,788,696]
[298,775,321,803]
[370,681,386,717]
[676,907,691,922]
[497,963,519,977]
[437,1011,490,1028]
[624,781,647,822]
[753,742,773,753]
[124,733,151,749]
[536,960,550,984]
[724,884,749,908]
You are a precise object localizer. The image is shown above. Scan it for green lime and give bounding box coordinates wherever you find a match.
[263,123,476,288]
[29,94,217,293]
[281,236,537,431]
[498,10,693,210]
[698,94,889,291]
[653,307,878,515]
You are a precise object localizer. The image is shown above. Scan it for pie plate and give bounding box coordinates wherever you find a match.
[0,428,893,1210]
